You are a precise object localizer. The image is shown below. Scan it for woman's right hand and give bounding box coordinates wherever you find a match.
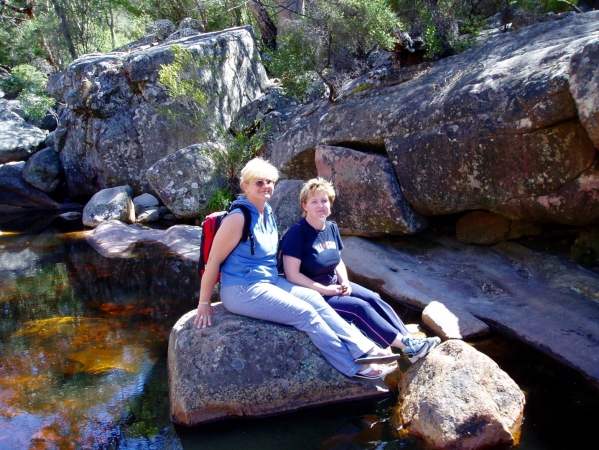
[194,302,216,328]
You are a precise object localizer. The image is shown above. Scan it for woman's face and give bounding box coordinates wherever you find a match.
[302,191,331,221]
[244,177,275,202]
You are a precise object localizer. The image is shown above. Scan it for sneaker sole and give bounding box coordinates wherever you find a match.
[354,354,401,364]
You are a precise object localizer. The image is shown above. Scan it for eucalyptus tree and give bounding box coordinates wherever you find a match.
[267,0,399,102]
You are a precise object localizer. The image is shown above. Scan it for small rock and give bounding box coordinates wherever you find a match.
[422,300,489,340]
[82,185,136,228]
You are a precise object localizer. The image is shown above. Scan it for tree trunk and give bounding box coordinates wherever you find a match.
[247,0,277,50]
[51,0,78,60]
[277,0,304,39]
[108,3,116,50]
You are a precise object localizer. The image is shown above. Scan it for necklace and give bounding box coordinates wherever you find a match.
[316,226,329,249]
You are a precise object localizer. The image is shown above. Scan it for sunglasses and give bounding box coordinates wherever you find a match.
[253,179,275,187]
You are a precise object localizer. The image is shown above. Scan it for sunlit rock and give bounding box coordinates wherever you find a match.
[85,219,200,260]
[133,192,160,215]
[82,185,135,228]
[393,340,525,449]
[269,11,599,228]
[168,305,392,426]
[146,142,225,218]
[422,301,489,340]
[0,109,47,164]
[341,235,599,388]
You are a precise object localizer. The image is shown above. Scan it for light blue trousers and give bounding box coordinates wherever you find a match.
[220,276,375,377]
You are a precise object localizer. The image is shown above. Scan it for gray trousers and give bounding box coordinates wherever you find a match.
[220,276,374,377]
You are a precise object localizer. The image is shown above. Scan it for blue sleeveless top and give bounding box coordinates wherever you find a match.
[220,199,279,286]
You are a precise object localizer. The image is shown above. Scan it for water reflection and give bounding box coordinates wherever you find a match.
[0,216,196,449]
[1,214,599,449]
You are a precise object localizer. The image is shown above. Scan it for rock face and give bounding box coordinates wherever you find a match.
[396,340,525,449]
[316,145,427,236]
[82,185,136,228]
[168,305,391,426]
[269,11,599,232]
[266,179,304,234]
[145,142,225,218]
[49,26,268,199]
[0,109,47,164]
[456,210,542,245]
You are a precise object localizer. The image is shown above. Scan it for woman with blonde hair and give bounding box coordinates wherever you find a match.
[195,158,399,379]
[282,177,440,363]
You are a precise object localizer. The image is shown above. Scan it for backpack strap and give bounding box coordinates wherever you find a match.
[230,203,255,256]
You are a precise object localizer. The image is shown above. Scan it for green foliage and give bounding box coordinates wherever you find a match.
[207,187,234,213]
[0,65,47,99]
[157,44,221,140]
[140,0,254,32]
[209,126,269,196]
[265,33,322,103]
[19,92,56,121]
[519,0,580,13]
[421,11,444,61]
[266,0,398,103]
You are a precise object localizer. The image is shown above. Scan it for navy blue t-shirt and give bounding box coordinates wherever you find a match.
[281,218,344,285]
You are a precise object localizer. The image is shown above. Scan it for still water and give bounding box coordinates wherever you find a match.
[0,213,597,449]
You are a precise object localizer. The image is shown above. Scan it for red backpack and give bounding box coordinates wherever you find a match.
[198,203,255,282]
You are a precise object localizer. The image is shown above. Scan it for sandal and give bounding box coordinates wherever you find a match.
[354,348,401,365]
[354,364,395,380]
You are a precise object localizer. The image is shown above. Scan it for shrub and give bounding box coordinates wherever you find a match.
[266,0,399,103]
[0,64,47,99]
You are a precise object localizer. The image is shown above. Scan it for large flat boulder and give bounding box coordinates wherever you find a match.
[168,305,391,426]
[85,219,200,261]
[49,26,268,198]
[341,234,599,388]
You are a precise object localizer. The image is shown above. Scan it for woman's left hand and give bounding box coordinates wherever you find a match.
[338,282,352,296]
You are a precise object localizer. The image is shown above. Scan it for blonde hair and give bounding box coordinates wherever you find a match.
[239,158,279,188]
[299,177,336,214]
